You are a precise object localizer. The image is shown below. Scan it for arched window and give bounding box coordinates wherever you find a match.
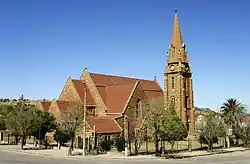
[171,96,175,106]
[172,77,175,89]
[136,99,142,118]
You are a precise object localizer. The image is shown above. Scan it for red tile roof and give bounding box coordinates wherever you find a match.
[87,116,121,133]
[89,73,162,91]
[105,83,137,113]
[40,102,51,112]
[96,85,106,104]
[89,72,163,113]
[71,80,95,105]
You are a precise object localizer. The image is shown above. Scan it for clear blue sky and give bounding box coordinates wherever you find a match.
[0,0,250,110]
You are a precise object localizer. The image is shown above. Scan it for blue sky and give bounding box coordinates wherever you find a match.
[0,0,250,111]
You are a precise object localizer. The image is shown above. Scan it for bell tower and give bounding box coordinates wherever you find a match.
[164,10,195,133]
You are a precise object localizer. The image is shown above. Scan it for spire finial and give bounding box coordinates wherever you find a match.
[174,8,178,14]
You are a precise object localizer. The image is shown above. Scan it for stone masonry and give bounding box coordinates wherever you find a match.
[164,11,195,134]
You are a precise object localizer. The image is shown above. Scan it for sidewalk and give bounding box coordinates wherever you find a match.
[163,147,249,159]
[0,144,249,160]
[0,144,84,159]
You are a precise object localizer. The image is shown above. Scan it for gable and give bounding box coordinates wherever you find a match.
[123,82,147,116]
[58,77,81,102]
[48,100,61,120]
[80,68,108,115]
[71,80,95,105]
[39,102,51,112]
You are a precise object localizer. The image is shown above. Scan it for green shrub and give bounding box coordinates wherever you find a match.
[199,135,218,145]
[54,129,70,145]
[100,140,113,151]
[115,137,125,152]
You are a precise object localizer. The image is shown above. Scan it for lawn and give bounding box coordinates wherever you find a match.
[130,138,225,154]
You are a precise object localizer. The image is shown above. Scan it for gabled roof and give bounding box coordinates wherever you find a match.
[71,79,95,105]
[88,72,163,113]
[89,72,162,92]
[105,82,137,113]
[40,102,51,112]
[96,85,106,104]
[87,115,122,133]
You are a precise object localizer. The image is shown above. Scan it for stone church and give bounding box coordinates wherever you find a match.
[37,11,195,140]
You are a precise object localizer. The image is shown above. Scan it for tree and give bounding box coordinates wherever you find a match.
[232,115,250,147]
[31,110,57,147]
[1,104,20,144]
[57,101,84,156]
[0,104,7,130]
[221,98,246,127]
[221,98,246,145]
[129,126,146,155]
[197,113,226,151]
[54,127,71,149]
[161,105,188,152]
[5,98,39,149]
[143,97,166,156]
[115,136,126,152]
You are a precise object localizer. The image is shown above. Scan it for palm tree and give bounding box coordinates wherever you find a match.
[221,98,246,145]
[221,98,245,116]
[221,98,246,124]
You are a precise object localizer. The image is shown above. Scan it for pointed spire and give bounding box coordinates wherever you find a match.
[171,9,183,49]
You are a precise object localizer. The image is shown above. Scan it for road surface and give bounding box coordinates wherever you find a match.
[0,150,249,164]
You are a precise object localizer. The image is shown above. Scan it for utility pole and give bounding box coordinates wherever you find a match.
[93,125,96,148]
[82,88,87,156]
[124,115,129,156]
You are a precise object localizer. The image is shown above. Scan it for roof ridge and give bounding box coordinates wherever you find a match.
[144,89,163,92]
[71,79,84,82]
[89,72,155,82]
[95,84,106,87]
[106,81,138,87]
[56,100,73,103]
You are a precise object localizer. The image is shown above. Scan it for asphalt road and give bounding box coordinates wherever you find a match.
[0,150,250,164]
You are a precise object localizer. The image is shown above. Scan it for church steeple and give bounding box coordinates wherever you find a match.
[168,10,187,63]
[171,9,183,49]
[164,10,195,134]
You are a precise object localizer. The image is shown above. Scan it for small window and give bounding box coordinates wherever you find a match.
[183,78,186,89]
[171,97,175,106]
[172,77,175,89]
[136,99,142,118]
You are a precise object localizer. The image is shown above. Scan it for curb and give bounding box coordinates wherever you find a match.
[0,148,108,161]
[164,149,250,159]
[0,147,249,160]
[0,148,69,159]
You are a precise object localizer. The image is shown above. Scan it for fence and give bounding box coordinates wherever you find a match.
[130,138,225,154]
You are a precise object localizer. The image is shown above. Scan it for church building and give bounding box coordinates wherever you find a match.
[47,68,163,139]
[38,11,196,141]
